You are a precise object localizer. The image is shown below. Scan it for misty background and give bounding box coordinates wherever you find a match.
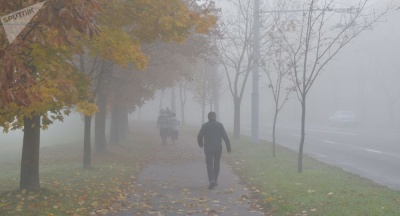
[133,6,400,132]
[1,0,400,157]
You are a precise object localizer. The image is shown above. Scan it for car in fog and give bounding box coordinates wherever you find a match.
[329,111,358,127]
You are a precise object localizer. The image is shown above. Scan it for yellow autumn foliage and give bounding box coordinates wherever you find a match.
[88,27,147,69]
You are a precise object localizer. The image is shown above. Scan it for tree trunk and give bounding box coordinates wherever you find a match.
[83,115,92,169]
[298,96,306,173]
[233,98,241,139]
[179,82,186,125]
[95,91,107,153]
[110,104,121,145]
[272,109,278,158]
[80,54,92,168]
[20,115,41,191]
[121,107,129,139]
[110,103,129,145]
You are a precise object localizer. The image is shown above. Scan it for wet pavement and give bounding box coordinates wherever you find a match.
[110,130,264,216]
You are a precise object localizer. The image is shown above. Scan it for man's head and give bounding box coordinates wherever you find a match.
[208,111,216,121]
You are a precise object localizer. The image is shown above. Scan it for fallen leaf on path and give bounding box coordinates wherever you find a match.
[266,196,274,202]
[240,194,249,200]
[207,209,218,215]
[222,188,234,194]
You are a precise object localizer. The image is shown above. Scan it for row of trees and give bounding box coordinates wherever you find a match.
[1,0,397,192]
[0,0,219,191]
[216,0,397,172]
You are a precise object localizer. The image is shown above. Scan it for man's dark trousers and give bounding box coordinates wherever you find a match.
[205,150,222,184]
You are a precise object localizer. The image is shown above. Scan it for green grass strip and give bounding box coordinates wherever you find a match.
[0,130,154,216]
[224,137,400,216]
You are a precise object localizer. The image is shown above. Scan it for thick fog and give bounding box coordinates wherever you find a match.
[127,1,400,190]
[2,0,399,154]
[0,114,84,159]
[134,8,400,135]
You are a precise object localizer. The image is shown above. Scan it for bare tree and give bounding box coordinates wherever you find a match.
[217,0,254,139]
[258,1,298,157]
[273,0,397,172]
[261,44,295,157]
[191,62,219,124]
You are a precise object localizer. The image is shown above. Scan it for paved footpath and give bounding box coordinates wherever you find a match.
[110,129,265,216]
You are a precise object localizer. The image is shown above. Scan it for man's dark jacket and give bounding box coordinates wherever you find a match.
[197,120,231,152]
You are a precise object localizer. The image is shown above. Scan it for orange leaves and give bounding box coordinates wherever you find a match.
[194,15,217,34]
[110,0,216,43]
[1,44,90,143]
[158,16,175,32]
[0,0,99,110]
[0,0,218,129]
[0,31,95,129]
[40,0,100,41]
[76,101,98,116]
[88,27,148,69]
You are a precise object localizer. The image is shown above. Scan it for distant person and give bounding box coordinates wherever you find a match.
[157,109,169,145]
[197,111,231,190]
[168,113,180,145]
[165,107,173,117]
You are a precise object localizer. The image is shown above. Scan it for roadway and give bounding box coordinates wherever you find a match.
[240,124,400,191]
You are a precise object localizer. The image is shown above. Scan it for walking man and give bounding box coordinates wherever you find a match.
[157,109,169,145]
[197,111,231,190]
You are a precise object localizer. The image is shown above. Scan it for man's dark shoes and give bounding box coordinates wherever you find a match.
[208,181,216,190]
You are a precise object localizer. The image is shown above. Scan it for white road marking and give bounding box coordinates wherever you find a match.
[312,154,328,158]
[361,148,400,158]
[365,149,382,154]
[264,126,400,159]
[277,125,358,136]
[306,128,357,136]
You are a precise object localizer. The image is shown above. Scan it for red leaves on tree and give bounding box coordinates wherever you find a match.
[0,0,100,109]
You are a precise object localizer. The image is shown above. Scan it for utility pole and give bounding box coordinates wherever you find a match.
[213,37,220,120]
[201,63,207,124]
[213,64,220,120]
[252,0,260,144]
[171,86,176,113]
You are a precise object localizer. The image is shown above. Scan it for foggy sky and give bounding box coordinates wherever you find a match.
[135,0,400,132]
[1,0,399,151]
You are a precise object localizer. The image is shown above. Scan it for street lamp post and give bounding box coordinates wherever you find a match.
[252,0,260,144]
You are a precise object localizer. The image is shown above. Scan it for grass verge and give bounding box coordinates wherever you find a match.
[224,137,400,216]
[0,126,156,216]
